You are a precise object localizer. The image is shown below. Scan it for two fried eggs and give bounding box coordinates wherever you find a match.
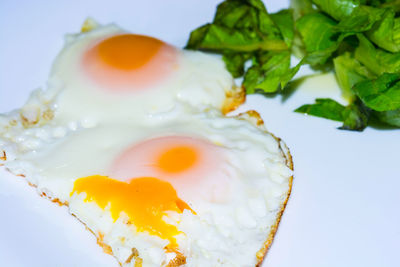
[0,20,292,266]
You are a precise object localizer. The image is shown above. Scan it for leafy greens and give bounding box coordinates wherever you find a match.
[186,0,400,131]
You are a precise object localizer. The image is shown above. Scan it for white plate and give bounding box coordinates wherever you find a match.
[0,1,399,267]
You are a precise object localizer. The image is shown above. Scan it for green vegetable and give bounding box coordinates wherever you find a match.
[340,100,370,130]
[186,23,287,52]
[295,98,346,122]
[333,5,386,33]
[374,109,400,127]
[296,13,344,65]
[186,0,288,52]
[290,0,314,20]
[243,51,302,93]
[186,0,299,94]
[353,73,400,111]
[333,52,375,100]
[295,98,370,130]
[355,34,400,75]
[222,52,252,78]
[366,8,400,53]
[311,0,360,21]
[270,10,295,48]
[186,0,400,131]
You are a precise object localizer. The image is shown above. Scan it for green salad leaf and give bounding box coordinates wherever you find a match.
[222,52,252,78]
[186,23,287,52]
[186,0,288,52]
[374,109,400,127]
[311,0,360,21]
[295,98,346,122]
[295,98,370,130]
[355,34,400,75]
[243,51,302,93]
[186,0,400,131]
[380,0,400,12]
[270,10,295,48]
[353,73,400,111]
[340,100,370,130]
[296,13,344,65]
[186,0,300,94]
[290,0,314,20]
[366,8,400,53]
[333,52,373,99]
[333,5,386,33]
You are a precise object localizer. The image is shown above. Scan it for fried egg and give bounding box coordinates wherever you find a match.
[20,19,242,128]
[0,20,292,267]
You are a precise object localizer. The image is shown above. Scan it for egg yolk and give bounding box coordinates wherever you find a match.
[71,176,194,247]
[109,135,232,204]
[97,34,163,70]
[157,146,197,173]
[110,136,209,181]
[82,33,177,91]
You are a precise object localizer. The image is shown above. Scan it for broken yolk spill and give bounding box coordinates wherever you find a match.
[71,175,194,247]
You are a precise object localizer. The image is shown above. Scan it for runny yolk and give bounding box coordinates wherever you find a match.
[82,33,177,91]
[71,176,194,247]
[97,34,164,70]
[157,146,198,173]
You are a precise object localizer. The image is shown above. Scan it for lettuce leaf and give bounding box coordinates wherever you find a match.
[355,34,400,75]
[186,0,400,131]
[243,51,302,93]
[295,98,346,121]
[333,5,385,33]
[366,8,400,53]
[374,109,400,127]
[333,52,375,100]
[295,98,370,130]
[222,52,252,78]
[311,0,361,20]
[290,0,314,20]
[186,23,287,52]
[186,0,300,94]
[353,73,400,111]
[186,0,288,52]
[340,100,370,130]
[270,10,295,48]
[296,13,344,65]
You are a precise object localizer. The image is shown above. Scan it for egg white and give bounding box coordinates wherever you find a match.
[1,103,292,266]
[40,21,234,126]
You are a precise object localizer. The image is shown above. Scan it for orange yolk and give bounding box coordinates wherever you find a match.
[97,34,163,70]
[71,176,194,247]
[157,146,197,173]
[82,33,177,91]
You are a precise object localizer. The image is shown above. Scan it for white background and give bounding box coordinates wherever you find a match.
[0,1,399,267]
